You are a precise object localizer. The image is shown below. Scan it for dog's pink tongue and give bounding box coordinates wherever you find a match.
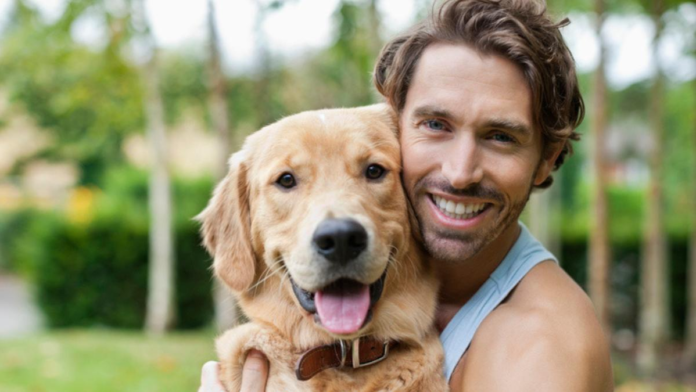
[315,281,370,335]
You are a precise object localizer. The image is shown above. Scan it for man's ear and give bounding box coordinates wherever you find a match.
[196,151,256,292]
[534,142,564,186]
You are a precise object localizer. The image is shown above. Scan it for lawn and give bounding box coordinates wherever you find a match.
[0,329,217,392]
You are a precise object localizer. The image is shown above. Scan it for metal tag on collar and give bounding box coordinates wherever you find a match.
[352,338,389,368]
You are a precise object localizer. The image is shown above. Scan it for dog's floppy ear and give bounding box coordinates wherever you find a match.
[197,151,256,292]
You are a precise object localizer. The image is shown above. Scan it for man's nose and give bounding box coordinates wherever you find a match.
[441,134,483,189]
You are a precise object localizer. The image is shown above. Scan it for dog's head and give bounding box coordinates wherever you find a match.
[198,105,436,343]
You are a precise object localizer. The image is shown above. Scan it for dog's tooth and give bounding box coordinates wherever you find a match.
[438,198,446,210]
[446,201,456,213]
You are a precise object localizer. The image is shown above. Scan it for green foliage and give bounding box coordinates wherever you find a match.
[3,166,215,329]
[0,0,144,185]
[561,237,691,339]
[0,31,144,184]
[160,52,209,126]
[663,81,696,237]
[0,208,43,273]
[548,0,593,14]
[20,210,150,328]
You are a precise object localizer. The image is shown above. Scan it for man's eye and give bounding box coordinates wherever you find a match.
[491,133,516,143]
[276,173,297,189]
[424,119,447,131]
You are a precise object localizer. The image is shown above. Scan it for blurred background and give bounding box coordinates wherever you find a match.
[0,0,693,391]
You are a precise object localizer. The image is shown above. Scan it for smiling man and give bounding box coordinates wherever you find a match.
[200,0,614,391]
[372,0,613,390]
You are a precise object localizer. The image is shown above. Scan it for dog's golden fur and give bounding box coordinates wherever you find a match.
[198,104,447,391]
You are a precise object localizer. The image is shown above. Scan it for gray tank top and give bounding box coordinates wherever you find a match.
[439,222,557,381]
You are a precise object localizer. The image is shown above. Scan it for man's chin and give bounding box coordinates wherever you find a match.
[422,231,487,264]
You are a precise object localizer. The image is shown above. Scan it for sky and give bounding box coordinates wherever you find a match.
[0,0,694,89]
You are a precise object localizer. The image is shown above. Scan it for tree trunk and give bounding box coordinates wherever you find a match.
[529,173,561,259]
[638,0,668,376]
[139,0,176,335]
[207,0,239,332]
[254,2,273,126]
[683,79,696,370]
[588,0,611,335]
[367,0,383,102]
[367,0,382,58]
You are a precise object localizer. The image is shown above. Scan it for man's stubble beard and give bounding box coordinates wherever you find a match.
[408,176,535,265]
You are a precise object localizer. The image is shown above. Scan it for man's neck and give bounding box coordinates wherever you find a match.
[434,222,522,306]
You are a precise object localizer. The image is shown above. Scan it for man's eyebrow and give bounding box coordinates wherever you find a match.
[482,118,532,136]
[412,105,456,121]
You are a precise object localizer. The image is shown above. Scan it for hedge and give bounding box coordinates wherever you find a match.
[1,166,215,329]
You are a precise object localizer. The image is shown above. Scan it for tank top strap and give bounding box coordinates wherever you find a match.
[439,222,557,381]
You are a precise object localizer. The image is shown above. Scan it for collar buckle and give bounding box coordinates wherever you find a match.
[351,337,389,368]
[339,339,348,368]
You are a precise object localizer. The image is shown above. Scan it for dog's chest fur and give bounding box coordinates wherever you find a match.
[216,322,447,392]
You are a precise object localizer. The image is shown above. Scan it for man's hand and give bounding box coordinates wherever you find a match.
[198,350,269,392]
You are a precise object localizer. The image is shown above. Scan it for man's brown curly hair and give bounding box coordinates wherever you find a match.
[373,0,584,189]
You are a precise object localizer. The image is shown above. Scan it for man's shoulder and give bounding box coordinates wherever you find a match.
[458,261,613,391]
[484,260,602,341]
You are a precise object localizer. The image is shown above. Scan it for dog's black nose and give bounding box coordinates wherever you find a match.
[312,218,368,264]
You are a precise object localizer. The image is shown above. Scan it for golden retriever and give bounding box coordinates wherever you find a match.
[198,104,447,391]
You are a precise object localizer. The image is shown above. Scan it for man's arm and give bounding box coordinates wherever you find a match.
[451,263,614,392]
[458,315,612,391]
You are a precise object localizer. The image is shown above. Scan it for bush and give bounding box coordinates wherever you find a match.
[5,166,215,329]
[0,208,44,273]
[560,238,691,340]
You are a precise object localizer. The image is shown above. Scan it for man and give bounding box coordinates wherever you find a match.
[200,0,614,390]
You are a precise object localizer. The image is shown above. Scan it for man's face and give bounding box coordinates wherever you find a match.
[400,43,557,264]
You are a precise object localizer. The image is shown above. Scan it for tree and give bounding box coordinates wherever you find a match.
[684,76,696,370]
[528,178,561,257]
[252,0,291,126]
[207,0,239,331]
[637,0,669,376]
[588,0,612,334]
[367,0,382,62]
[133,0,176,334]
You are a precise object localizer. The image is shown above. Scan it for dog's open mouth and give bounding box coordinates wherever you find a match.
[291,270,387,335]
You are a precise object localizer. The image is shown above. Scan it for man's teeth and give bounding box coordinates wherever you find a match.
[432,195,487,219]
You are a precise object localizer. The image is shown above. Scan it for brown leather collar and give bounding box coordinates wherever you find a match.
[295,337,398,381]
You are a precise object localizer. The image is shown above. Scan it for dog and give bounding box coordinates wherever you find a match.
[198,104,447,391]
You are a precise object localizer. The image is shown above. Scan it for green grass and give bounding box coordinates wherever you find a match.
[0,329,217,392]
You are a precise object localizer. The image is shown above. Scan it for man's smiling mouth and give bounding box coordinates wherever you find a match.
[429,194,491,220]
[290,270,387,335]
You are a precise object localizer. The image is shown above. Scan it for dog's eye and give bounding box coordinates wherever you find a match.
[365,164,386,180]
[276,173,297,189]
